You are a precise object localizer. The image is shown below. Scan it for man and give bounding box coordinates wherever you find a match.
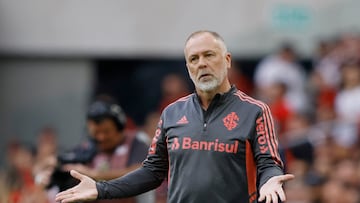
[56,30,294,203]
[57,98,153,203]
[254,43,308,113]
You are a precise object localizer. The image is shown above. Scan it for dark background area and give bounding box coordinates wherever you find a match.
[93,58,313,125]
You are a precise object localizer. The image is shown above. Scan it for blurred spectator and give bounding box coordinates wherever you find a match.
[158,73,190,112]
[340,33,360,62]
[335,60,360,123]
[136,111,161,146]
[32,127,59,203]
[0,170,9,203]
[331,159,359,189]
[229,61,254,96]
[65,98,154,203]
[33,127,58,178]
[5,140,49,203]
[35,127,58,160]
[319,179,347,203]
[35,97,154,203]
[254,43,308,112]
[310,39,341,91]
[265,82,293,135]
[135,111,167,203]
[319,178,359,203]
[284,161,313,203]
[282,112,315,168]
[310,34,360,111]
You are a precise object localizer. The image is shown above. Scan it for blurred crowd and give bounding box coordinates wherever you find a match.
[255,32,360,203]
[1,32,360,203]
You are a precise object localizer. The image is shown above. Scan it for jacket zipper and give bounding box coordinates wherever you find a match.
[203,122,207,131]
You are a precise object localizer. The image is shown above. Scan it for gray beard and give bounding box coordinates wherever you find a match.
[195,79,219,92]
[190,67,227,92]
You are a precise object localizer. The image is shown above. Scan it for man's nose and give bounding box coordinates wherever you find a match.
[197,56,207,68]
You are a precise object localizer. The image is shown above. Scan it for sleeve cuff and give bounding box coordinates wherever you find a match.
[259,167,284,187]
[96,181,107,199]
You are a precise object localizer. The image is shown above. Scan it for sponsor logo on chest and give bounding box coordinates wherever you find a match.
[171,137,239,154]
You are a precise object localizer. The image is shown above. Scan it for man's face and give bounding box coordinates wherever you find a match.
[87,119,122,153]
[184,33,231,92]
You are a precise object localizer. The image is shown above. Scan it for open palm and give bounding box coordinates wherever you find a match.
[258,174,295,203]
[55,170,98,203]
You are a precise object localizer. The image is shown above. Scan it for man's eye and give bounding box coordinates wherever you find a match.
[205,53,214,57]
[190,57,198,63]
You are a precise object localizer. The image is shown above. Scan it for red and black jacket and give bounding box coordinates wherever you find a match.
[97,86,284,203]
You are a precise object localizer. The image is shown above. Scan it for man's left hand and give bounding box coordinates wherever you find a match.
[258,174,295,203]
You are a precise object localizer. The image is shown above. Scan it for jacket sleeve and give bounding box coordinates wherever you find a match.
[252,104,284,187]
[96,167,163,199]
[96,114,169,199]
[142,114,169,177]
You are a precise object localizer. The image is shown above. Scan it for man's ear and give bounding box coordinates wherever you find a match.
[226,52,232,69]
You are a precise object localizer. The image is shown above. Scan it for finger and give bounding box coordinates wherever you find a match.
[258,193,265,202]
[55,192,74,202]
[265,194,271,203]
[280,174,295,182]
[61,194,83,203]
[56,189,71,198]
[271,192,278,203]
[70,170,85,181]
[55,188,76,200]
[277,188,286,201]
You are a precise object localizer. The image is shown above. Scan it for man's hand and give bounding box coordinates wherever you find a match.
[55,170,98,203]
[258,174,295,203]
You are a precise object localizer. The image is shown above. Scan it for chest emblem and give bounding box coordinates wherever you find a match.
[223,112,239,131]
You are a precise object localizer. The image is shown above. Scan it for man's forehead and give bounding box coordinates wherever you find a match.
[186,33,218,46]
[185,33,221,55]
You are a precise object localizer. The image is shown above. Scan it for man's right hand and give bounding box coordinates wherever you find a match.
[55,170,98,203]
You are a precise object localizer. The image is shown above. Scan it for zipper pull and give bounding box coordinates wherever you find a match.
[203,122,207,131]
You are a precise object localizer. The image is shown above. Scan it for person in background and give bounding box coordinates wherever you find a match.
[157,73,190,112]
[33,97,154,203]
[228,61,254,96]
[135,111,168,203]
[5,140,48,203]
[136,111,161,146]
[254,43,308,113]
[335,60,360,123]
[56,30,294,203]
[32,126,60,203]
[0,170,10,203]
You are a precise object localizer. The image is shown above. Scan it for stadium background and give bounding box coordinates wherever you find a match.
[0,1,359,202]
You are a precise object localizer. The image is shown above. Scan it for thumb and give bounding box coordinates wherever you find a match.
[280,174,295,182]
[70,170,86,181]
[258,193,265,202]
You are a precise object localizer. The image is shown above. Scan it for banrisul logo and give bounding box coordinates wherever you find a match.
[171,137,238,154]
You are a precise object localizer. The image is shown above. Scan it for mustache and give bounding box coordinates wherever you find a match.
[197,72,213,79]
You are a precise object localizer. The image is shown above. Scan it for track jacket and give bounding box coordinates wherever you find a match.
[97,86,284,203]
